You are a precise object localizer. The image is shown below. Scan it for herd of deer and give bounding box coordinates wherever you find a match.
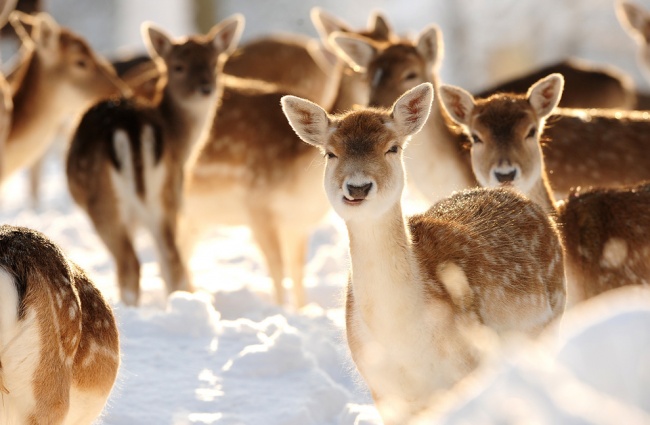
[1,1,650,423]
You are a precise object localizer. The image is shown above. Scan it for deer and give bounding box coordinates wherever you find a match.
[179,10,395,309]
[0,224,119,424]
[618,0,650,84]
[330,24,650,203]
[66,16,244,306]
[2,11,128,205]
[281,83,566,424]
[439,73,650,307]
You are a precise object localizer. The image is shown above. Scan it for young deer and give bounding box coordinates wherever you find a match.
[282,83,566,423]
[66,16,244,306]
[2,11,127,197]
[331,25,650,201]
[0,224,119,424]
[439,73,650,306]
[179,11,394,309]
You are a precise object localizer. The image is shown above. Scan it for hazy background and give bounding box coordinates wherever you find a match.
[36,0,650,95]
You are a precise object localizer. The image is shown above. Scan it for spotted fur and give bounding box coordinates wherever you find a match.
[0,225,119,425]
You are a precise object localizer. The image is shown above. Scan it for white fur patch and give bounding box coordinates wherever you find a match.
[600,238,628,269]
[437,262,472,308]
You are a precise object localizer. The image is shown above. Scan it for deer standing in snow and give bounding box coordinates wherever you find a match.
[66,16,244,306]
[439,73,650,306]
[331,25,650,202]
[2,11,127,202]
[179,11,394,309]
[0,224,119,424]
[282,83,566,423]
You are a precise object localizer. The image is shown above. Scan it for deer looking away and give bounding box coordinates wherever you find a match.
[0,225,119,424]
[2,11,127,198]
[439,73,650,307]
[179,10,394,309]
[66,16,244,306]
[331,24,650,202]
[281,83,566,423]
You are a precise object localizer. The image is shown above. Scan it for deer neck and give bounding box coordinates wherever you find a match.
[527,167,557,215]
[330,69,367,114]
[158,86,219,164]
[3,52,69,179]
[346,203,425,333]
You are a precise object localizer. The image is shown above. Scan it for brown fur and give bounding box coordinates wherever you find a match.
[0,224,118,424]
[67,18,243,306]
[452,84,650,305]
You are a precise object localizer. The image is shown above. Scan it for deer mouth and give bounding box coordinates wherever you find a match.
[343,195,365,206]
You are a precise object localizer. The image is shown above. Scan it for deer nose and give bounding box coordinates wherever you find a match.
[199,84,213,96]
[346,182,373,199]
[494,169,517,183]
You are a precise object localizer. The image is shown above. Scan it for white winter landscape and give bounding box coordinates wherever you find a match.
[3,0,650,424]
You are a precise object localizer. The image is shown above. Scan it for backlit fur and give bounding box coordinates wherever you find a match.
[282,83,566,423]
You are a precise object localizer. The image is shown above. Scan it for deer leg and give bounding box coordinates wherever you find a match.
[90,213,140,306]
[249,212,285,306]
[151,214,192,295]
[28,155,44,209]
[279,227,309,308]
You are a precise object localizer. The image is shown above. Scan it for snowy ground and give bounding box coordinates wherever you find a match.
[2,150,650,425]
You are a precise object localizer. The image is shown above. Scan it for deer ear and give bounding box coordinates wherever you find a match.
[439,85,476,126]
[31,12,60,50]
[8,10,35,45]
[416,25,443,72]
[617,0,650,42]
[142,22,174,59]
[310,7,352,43]
[281,95,332,148]
[208,14,244,55]
[368,11,393,40]
[527,73,564,118]
[391,82,433,138]
[329,32,377,72]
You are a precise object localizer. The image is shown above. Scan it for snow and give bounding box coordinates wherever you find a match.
[3,148,650,425]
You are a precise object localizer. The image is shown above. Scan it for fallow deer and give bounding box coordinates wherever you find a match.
[331,25,650,201]
[439,73,650,306]
[179,10,395,309]
[0,224,119,424]
[282,83,566,423]
[2,11,127,198]
[66,16,244,306]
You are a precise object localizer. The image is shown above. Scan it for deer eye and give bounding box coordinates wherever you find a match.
[526,127,537,139]
[471,134,483,144]
[386,145,399,154]
[75,59,88,69]
[325,152,337,159]
[403,71,418,81]
[173,64,185,73]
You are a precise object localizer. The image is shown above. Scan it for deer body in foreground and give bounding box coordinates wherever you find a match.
[2,11,127,187]
[66,17,244,306]
[0,224,119,425]
[179,11,394,309]
[440,73,650,306]
[331,25,650,202]
[282,83,566,423]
